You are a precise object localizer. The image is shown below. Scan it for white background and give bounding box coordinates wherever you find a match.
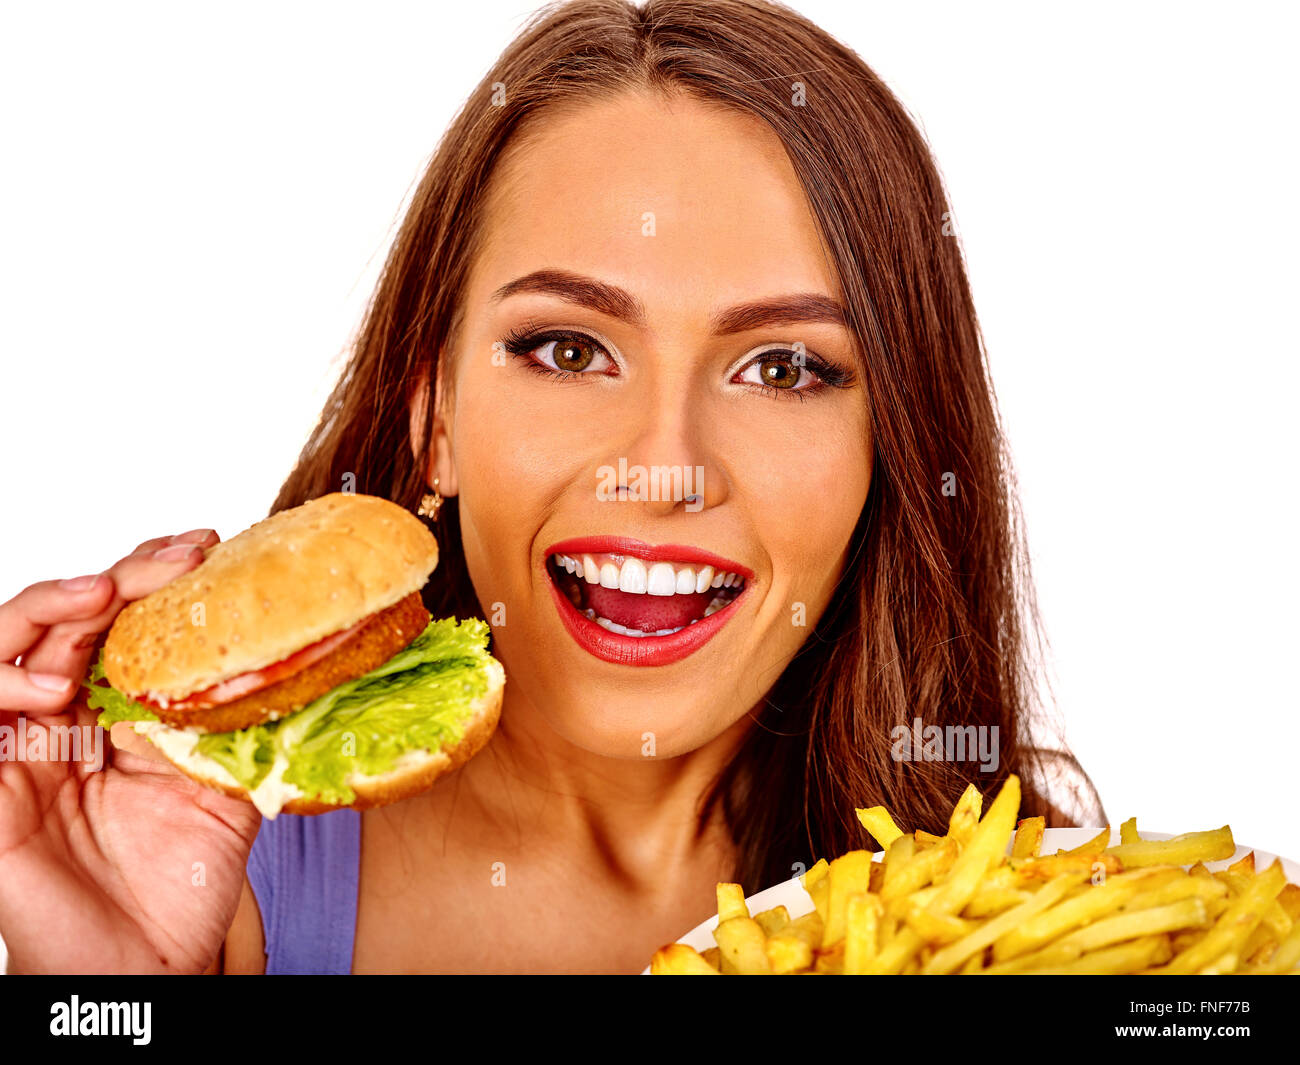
[2,1,1297,972]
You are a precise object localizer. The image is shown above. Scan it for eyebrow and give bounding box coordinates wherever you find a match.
[490,268,848,335]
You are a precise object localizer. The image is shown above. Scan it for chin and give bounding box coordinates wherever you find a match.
[543,698,724,761]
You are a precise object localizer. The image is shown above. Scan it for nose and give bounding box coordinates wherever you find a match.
[602,365,724,516]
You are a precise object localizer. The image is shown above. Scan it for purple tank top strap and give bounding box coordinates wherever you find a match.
[246,808,361,974]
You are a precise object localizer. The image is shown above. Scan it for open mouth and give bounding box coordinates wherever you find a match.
[546,552,747,638]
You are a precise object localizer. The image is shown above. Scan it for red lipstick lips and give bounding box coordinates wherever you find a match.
[542,536,752,667]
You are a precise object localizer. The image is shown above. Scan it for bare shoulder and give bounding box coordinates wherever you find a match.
[210,875,266,974]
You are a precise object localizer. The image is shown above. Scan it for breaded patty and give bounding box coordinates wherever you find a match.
[153,592,431,732]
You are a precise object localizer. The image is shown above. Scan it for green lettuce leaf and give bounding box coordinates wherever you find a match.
[82,616,499,805]
[84,657,159,725]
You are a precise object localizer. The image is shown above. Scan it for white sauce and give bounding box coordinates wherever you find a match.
[133,721,304,819]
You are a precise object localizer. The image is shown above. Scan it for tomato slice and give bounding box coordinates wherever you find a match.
[136,615,367,712]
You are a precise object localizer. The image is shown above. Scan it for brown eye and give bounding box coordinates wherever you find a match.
[504,329,616,377]
[552,337,596,372]
[756,357,800,389]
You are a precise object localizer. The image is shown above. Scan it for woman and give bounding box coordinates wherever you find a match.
[0,0,1101,974]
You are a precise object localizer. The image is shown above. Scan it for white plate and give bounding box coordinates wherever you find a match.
[642,828,1300,974]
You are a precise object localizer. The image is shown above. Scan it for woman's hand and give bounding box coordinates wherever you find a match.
[0,530,263,974]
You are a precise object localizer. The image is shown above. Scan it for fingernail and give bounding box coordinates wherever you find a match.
[171,528,216,543]
[154,543,200,561]
[60,573,104,592]
[29,672,73,693]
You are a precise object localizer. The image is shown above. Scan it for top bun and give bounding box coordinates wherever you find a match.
[103,493,439,700]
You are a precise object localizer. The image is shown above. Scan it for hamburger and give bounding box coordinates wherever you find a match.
[82,492,505,817]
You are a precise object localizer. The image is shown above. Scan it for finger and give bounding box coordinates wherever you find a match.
[20,529,220,679]
[0,661,83,713]
[0,574,115,663]
[16,618,111,686]
[130,527,220,558]
[21,544,208,675]
[104,533,217,603]
[109,720,175,767]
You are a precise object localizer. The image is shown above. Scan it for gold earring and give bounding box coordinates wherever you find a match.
[417,476,443,520]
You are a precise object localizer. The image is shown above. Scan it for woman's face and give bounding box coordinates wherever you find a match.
[434,89,870,759]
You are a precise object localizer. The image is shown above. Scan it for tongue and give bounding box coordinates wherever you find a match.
[585,584,715,632]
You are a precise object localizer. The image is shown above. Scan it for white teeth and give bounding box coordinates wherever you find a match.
[703,594,729,616]
[555,553,744,596]
[591,612,686,637]
[579,604,729,635]
[618,557,648,594]
[675,566,696,595]
[646,562,677,596]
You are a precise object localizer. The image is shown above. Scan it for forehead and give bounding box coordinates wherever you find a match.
[471,90,838,321]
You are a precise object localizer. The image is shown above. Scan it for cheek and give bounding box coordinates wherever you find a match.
[738,416,868,581]
[456,379,544,498]
[451,370,596,608]
[450,381,536,603]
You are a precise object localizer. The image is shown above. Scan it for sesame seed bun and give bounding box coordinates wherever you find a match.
[103,493,439,702]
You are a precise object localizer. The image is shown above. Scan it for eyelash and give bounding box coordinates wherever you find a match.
[499,325,855,402]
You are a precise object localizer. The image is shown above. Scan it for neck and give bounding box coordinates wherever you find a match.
[453,682,754,889]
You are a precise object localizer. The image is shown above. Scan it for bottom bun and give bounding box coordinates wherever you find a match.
[135,658,505,817]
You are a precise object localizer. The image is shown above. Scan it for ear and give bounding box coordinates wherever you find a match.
[407,355,458,498]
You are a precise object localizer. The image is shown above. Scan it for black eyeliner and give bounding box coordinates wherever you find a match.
[498,326,856,397]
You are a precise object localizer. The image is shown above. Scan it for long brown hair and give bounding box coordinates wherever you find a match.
[271,0,1104,893]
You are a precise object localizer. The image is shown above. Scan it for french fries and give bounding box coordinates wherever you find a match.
[648,774,1300,975]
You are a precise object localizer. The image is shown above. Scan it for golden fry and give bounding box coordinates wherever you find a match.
[1117,871,1227,913]
[1010,851,1120,881]
[843,892,883,974]
[1278,883,1300,921]
[1158,859,1286,974]
[881,837,958,907]
[928,775,1021,916]
[1063,825,1111,855]
[946,783,983,845]
[753,905,790,937]
[856,806,903,849]
[713,916,773,975]
[993,869,1177,963]
[1011,816,1045,859]
[1253,921,1300,974]
[716,882,748,923]
[802,860,830,925]
[1018,934,1172,975]
[822,850,874,948]
[650,942,721,975]
[902,904,973,946]
[814,940,845,974]
[1105,827,1235,868]
[652,776,1299,976]
[765,932,813,974]
[802,858,829,892]
[925,870,1087,974]
[1226,850,1256,876]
